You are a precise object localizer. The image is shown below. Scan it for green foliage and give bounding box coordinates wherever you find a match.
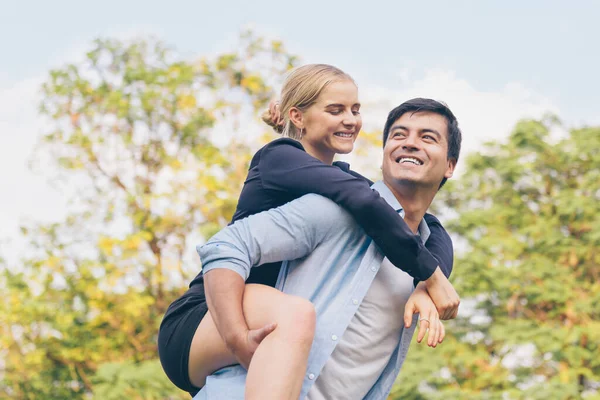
[0,31,298,399]
[91,360,186,400]
[390,119,600,399]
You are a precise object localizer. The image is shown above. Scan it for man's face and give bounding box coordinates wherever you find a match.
[382,111,456,189]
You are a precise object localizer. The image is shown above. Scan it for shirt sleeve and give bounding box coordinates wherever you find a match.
[259,138,442,281]
[423,213,454,278]
[197,194,345,281]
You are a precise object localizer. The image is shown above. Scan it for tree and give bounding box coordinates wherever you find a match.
[390,118,600,399]
[0,31,297,399]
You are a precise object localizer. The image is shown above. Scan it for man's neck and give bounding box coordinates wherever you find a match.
[383,181,436,234]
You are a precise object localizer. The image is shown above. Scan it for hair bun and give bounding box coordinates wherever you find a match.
[261,99,285,134]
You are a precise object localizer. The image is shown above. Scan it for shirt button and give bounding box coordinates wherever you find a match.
[331,334,338,341]
[352,299,359,305]
[371,266,377,272]
[308,373,315,380]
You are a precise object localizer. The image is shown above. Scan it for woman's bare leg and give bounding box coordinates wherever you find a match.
[188,283,316,400]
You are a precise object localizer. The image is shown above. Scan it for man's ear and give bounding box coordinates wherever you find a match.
[288,107,304,130]
[444,158,457,179]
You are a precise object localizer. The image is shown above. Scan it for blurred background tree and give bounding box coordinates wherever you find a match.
[390,119,600,399]
[0,31,296,399]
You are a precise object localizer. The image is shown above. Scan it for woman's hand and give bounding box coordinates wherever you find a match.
[404,283,445,348]
[424,267,460,320]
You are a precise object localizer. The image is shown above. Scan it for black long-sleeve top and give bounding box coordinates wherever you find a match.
[189,138,453,289]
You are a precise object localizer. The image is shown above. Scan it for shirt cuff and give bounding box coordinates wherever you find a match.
[196,243,251,281]
[416,249,439,281]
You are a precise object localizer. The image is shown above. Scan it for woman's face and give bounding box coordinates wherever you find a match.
[294,80,362,164]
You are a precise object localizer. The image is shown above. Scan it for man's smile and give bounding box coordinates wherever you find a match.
[395,156,424,165]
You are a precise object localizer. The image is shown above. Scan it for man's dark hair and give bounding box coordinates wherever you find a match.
[382,98,462,188]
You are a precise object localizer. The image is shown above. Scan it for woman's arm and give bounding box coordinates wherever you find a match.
[424,213,454,278]
[339,165,456,280]
[260,139,459,319]
[260,139,442,281]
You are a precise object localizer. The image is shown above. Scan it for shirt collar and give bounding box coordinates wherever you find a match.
[371,180,431,244]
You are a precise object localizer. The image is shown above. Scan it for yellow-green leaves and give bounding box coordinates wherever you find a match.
[391,119,600,399]
[2,31,299,399]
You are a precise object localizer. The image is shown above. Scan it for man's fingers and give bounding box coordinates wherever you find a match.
[434,315,442,346]
[439,321,446,343]
[259,322,277,340]
[404,301,415,328]
[417,318,428,343]
[431,320,442,347]
[249,322,277,344]
[427,311,439,347]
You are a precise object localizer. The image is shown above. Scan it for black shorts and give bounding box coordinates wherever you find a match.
[158,264,281,396]
[158,284,209,397]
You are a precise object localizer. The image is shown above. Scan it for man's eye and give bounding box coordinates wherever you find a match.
[329,110,342,115]
[423,135,436,142]
[393,132,405,138]
[352,110,361,116]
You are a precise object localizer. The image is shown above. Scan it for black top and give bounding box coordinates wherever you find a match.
[189,138,453,289]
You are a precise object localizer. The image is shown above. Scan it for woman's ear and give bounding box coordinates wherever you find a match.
[288,107,304,130]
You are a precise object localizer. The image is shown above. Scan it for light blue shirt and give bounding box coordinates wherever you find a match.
[195,181,430,400]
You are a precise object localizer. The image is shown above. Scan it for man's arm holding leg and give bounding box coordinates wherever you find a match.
[197,194,342,368]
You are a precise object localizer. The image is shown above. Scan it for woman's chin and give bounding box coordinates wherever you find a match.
[334,144,354,155]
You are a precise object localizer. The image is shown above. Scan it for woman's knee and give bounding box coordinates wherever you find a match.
[279,297,316,342]
[242,285,315,344]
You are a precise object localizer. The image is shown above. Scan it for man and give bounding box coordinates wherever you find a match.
[196,98,462,399]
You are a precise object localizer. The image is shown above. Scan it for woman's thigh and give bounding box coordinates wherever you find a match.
[187,283,315,388]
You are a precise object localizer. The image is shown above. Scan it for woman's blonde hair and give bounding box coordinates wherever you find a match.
[261,64,355,140]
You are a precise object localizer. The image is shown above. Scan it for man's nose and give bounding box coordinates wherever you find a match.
[402,133,420,150]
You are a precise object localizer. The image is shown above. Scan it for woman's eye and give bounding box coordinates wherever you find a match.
[352,110,361,116]
[329,110,342,115]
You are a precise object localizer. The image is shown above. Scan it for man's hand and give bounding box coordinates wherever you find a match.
[424,267,460,320]
[226,323,277,370]
[404,283,445,347]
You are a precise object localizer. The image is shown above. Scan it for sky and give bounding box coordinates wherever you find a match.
[1,0,599,262]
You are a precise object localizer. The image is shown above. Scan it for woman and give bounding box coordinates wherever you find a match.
[158,64,454,399]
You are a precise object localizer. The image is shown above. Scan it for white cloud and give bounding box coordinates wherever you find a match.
[0,76,67,263]
[349,68,560,175]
